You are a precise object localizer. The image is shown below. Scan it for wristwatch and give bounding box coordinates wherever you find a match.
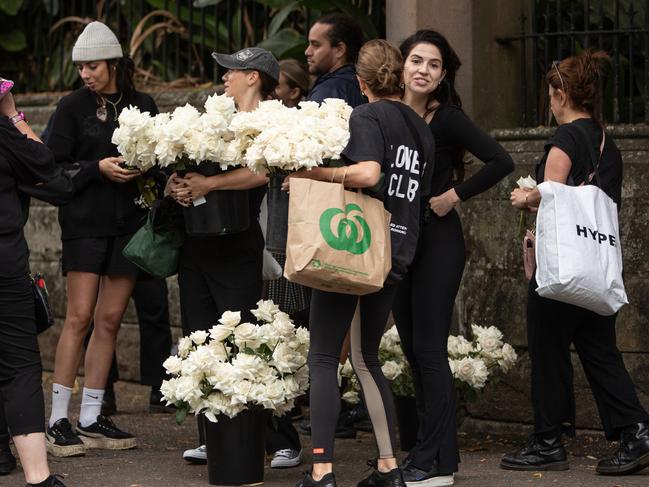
[8,111,26,125]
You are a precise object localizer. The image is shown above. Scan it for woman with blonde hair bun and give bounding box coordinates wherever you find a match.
[286,39,435,487]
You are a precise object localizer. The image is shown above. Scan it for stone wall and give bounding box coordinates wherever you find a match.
[18,90,649,431]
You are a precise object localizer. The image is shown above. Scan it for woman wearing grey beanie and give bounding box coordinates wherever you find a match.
[45,21,158,458]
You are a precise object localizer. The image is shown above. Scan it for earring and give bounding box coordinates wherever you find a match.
[399,83,405,89]
[361,90,366,97]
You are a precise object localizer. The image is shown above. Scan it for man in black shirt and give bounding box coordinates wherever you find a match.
[305,13,365,107]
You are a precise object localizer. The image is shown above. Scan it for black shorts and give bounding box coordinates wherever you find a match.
[61,235,140,276]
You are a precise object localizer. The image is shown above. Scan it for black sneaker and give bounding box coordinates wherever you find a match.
[358,467,405,487]
[294,472,336,487]
[401,463,454,486]
[76,415,137,450]
[597,422,649,475]
[0,440,16,475]
[26,474,68,486]
[500,433,568,471]
[46,418,86,457]
[149,388,176,414]
[101,384,117,416]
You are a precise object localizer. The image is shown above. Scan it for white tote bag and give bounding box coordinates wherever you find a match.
[534,181,628,315]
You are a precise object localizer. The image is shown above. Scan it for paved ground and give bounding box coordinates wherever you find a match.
[3,377,649,487]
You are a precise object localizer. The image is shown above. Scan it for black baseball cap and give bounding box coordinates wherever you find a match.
[212,47,280,82]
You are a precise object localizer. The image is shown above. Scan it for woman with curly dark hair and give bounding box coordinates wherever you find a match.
[395,29,514,486]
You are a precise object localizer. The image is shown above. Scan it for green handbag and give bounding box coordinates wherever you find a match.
[123,202,185,279]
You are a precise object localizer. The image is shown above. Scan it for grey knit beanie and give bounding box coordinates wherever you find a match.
[72,21,123,62]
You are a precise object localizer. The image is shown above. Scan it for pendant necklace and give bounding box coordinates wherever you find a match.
[96,92,123,122]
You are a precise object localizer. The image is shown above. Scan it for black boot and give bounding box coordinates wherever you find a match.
[0,435,16,475]
[500,433,569,471]
[597,422,649,475]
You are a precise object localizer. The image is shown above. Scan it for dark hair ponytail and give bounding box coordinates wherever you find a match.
[109,55,136,101]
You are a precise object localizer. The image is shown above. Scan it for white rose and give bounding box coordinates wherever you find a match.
[175,375,202,404]
[498,343,518,372]
[160,377,179,403]
[455,336,474,357]
[233,322,261,349]
[209,324,234,342]
[340,359,354,378]
[219,311,241,329]
[178,337,193,358]
[381,360,403,381]
[342,390,360,404]
[162,356,183,375]
[516,175,537,189]
[272,343,306,374]
[190,330,210,345]
[455,357,489,389]
[231,354,265,381]
[251,299,280,322]
[271,312,295,338]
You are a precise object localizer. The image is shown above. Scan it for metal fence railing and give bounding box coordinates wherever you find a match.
[3,0,385,93]
[497,0,649,126]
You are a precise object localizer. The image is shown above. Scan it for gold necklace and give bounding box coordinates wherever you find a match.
[96,92,123,122]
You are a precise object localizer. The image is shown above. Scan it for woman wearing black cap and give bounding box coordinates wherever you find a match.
[167,47,279,464]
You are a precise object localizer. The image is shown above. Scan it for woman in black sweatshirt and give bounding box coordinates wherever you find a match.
[0,89,72,487]
[45,22,158,456]
[395,30,514,485]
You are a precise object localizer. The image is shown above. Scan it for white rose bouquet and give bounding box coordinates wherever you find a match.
[229,97,352,175]
[448,324,518,395]
[340,324,518,404]
[160,300,310,424]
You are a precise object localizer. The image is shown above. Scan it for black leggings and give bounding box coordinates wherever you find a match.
[392,210,465,474]
[0,275,45,437]
[527,277,649,440]
[309,285,398,463]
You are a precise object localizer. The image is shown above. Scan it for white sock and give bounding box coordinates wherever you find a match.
[49,383,73,428]
[79,387,104,427]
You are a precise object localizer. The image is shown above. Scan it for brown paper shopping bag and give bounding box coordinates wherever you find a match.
[284,178,392,295]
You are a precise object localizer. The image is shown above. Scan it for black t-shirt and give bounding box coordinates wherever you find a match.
[46,87,159,240]
[428,104,514,200]
[536,118,623,207]
[0,119,73,278]
[341,100,435,284]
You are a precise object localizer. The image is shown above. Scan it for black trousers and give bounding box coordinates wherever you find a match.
[88,278,172,389]
[392,210,464,474]
[309,286,398,463]
[0,275,45,437]
[265,413,301,453]
[178,227,264,444]
[527,277,649,440]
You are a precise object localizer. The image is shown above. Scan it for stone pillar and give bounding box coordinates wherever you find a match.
[386,0,522,130]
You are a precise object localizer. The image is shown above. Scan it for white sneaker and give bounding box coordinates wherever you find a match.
[270,448,302,468]
[183,444,207,464]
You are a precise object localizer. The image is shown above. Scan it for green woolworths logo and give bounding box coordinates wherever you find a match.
[319,203,371,255]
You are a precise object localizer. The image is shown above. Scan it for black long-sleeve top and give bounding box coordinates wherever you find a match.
[427,104,514,200]
[0,118,74,278]
[46,87,158,240]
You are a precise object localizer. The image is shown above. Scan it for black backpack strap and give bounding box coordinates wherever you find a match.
[574,123,605,188]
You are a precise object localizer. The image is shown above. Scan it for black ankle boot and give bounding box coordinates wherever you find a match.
[597,422,649,475]
[357,467,405,487]
[500,433,569,471]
